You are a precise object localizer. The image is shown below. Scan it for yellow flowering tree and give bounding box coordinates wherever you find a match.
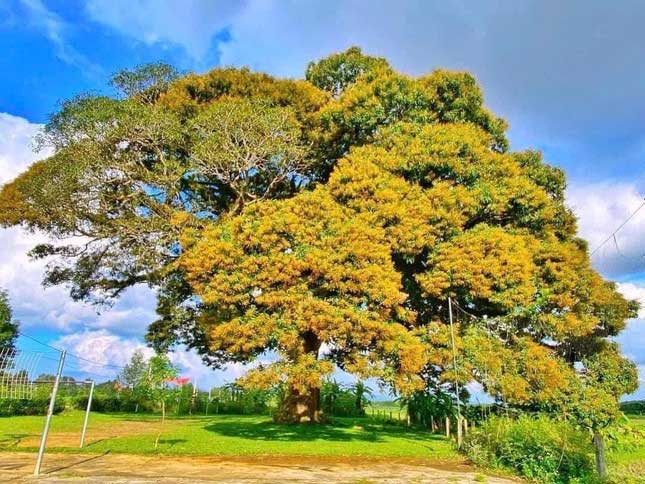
[0,49,638,432]
[177,189,425,421]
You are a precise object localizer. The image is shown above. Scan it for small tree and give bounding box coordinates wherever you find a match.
[0,289,18,360]
[568,344,639,480]
[349,380,373,415]
[321,379,344,416]
[140,353,179,449]
[398,389,454,428]
[118,350,148,412]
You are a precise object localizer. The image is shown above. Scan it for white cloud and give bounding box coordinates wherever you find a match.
[0,112,45,184]
[79,0,645,186]
[55,329,153,377]
[0,113,158,337]
[167,349,262,390]
[0,112,231,389]
[52,328,267,390]
[568,184,645,399]
[0,227,157,336]
[85,0,240,61]
[617,282,645,319]
[615,318,645,400]
[567,182,645,278]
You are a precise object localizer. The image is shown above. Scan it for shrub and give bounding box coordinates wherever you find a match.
[464,415,595,483]
[0,398,63,416]
[73,395,138,413]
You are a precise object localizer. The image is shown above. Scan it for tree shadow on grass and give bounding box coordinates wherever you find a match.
[0,433,32,447]
[44,451,110,475]
[85,436,117,448]
[203,418,446,443]
[158,438,188,449]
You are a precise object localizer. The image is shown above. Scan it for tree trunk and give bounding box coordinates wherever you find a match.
[277,385,323,423]
[593,430,608,480]
[155,400,165,450]
[275,332,323,423]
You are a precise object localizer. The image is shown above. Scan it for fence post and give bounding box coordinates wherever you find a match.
[34,349,66,476]
[445,417,450,437]
[79,380,94,448]
[448,297,463,449]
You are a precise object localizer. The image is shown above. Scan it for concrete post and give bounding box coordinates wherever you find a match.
[34,350,66,476]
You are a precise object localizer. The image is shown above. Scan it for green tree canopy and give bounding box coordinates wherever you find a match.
[0,290,18,355]
[0,47,638,425]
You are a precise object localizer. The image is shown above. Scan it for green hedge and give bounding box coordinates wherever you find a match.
[0,398,63,416]
[464,415,594,483]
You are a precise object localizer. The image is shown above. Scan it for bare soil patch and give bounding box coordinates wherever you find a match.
[11,419,168,448]
[0,452,520,483]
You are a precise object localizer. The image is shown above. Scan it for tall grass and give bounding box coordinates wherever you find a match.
[463,415,595,483]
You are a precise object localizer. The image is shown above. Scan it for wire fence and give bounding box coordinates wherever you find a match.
[1,331,130,476]
[0,347,42,399]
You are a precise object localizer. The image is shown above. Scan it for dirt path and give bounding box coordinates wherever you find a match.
[0,452,519,483]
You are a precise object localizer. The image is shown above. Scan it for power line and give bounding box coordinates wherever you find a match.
[18,331,126,371]
[590,198,645,256]
[66,352,126,371]
[17,331,60,353]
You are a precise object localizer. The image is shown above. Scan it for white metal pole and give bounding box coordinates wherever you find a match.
[34,349,66,476]
[79,380,95,448]
[448,298,462,448]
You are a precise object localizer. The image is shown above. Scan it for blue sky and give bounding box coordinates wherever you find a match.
[0,0,643,398]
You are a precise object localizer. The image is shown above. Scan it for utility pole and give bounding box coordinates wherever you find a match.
[34,349,66,476]
[448,298,462,449]
[80,380,95,448]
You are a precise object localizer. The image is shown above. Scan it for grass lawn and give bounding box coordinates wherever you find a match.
[607,416,645,482]
[0,410,457,459]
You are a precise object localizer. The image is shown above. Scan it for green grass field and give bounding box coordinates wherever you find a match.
[606,416,645,482]
[1,411,641,482]
[0,411,456,459]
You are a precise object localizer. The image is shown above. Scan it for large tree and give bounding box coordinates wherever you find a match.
[0,49,637,427]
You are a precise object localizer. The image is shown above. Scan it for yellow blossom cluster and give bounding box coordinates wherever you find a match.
[174,50,637,419]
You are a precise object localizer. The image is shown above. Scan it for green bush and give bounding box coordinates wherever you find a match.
[464,415,594,483]
[0,398,63,416]
[73,395,144,413]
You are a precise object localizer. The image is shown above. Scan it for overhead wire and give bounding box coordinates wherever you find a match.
[18,330,126,371]
[590,197,645,256]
